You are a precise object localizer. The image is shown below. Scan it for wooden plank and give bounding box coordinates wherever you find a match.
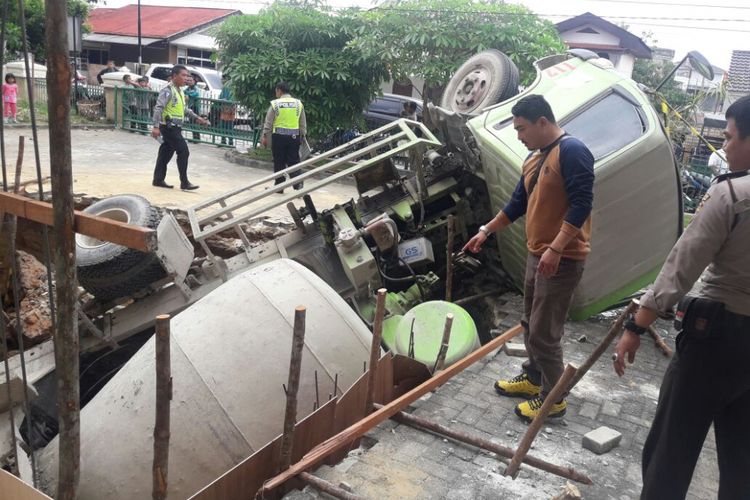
[0,191,156,252]
[189,399,337,500]
[0,469,52,499]
[259,324,523,494]
[391,354,431,399]
[326,371,368,465]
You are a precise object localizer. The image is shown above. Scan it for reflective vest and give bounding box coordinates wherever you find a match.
[163,84,185,122]
[271,97,302,135]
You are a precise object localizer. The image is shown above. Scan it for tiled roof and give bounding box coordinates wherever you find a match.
[88,5,239,39]
[728,50,750,94]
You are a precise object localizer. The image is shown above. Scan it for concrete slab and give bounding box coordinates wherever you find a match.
[582,426,623,454]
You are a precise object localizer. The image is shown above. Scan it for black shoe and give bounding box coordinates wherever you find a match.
[180,182,200,190]
[152,181,174,189]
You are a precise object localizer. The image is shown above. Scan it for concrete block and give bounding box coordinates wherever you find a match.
[582,426,622,454]
[502,340,527,357]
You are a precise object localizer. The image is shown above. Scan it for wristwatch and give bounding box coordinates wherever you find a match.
[624,316,648,335]
[479,225,492,237]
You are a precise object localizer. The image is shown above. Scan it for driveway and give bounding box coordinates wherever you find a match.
[1,127,357,216]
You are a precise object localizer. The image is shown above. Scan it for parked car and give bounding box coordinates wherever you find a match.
[145,63,223,99]
[363,93,422,130]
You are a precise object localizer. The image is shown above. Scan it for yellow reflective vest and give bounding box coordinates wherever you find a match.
[163,84,185,122]
[272,97,303,135]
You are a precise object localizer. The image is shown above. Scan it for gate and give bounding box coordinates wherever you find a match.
[116,86,260,149]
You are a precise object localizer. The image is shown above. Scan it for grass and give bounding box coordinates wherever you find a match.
[15,99,108,125]
[242,147,273,161]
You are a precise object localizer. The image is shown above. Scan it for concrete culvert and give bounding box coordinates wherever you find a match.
[75,194,167,302]
[38,259,375,499]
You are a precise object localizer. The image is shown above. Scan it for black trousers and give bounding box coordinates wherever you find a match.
[641,311,750,500]
[271,133,302,189]
[153,124,190,185]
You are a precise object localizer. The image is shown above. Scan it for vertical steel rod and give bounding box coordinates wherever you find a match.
[365,289,387,415]
[279,306,306,471]
[445,215,455,302]
[152,315,172,500]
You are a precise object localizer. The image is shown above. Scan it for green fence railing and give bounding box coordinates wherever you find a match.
[116,86,261,149]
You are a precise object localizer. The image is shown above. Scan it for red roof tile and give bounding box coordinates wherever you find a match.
[88,5,239,39]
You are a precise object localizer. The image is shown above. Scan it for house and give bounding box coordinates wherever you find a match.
[726,50,750,109]
[83,5,240,80]
[555,12,652,78]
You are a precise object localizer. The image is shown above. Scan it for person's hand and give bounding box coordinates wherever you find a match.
[613,330,641,377]
[197,117,209,126]
[151,127,160,139]
[462,232,487,253]
[537,248,561,278]
[261,135,268,148]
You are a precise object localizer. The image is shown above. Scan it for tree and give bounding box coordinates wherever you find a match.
[350,0,566,91]
[3,0,92,62]
[215,3,390,138]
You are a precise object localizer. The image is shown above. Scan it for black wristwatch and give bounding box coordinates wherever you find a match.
[624,316,648,336]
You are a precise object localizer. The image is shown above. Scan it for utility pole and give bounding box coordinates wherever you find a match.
[45,0,80,498]
[137,0,142,73]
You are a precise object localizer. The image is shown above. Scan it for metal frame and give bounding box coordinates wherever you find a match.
[187,119,441,259]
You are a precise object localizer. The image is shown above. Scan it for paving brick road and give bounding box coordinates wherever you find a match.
[287,294,720,499]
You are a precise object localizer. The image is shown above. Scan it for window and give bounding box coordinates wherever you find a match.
[151,67,172,81]
[85,49,109,65]
[177,48,215,69]
[562,90,646,160]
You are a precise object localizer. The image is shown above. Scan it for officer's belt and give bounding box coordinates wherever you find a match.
[162,117,184,126]
[273,127,300,136]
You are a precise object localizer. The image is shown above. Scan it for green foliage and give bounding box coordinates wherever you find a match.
[2,0,92,61]
[632,59,691,111]
[351,0,566,88]
[215,4,389,138]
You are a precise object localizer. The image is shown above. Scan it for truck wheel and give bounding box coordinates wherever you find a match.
[440,50,519,114]
[76,195,166,302]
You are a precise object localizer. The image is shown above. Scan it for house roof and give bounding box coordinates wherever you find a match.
[87,5,239,40]
[556,12,652,59]
[728,50,750,94]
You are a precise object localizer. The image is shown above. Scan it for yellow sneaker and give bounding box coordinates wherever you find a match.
[493,372,541,399]
[514,396,567,422]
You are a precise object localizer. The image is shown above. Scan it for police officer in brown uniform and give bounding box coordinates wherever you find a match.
[614,95,750,499]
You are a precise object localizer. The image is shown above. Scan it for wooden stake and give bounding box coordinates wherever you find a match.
[505,364,578,478]
[45,6,80,495]
[299,472,366,500]
[365,289,387,415]
[432,313,454,372]
[445,215,455,302]
[647,326,672,357]
[257,324,523,495]
[381,405,592,485]
[152,315,172,500]
[567,301,637,391]
[279,306,307,472]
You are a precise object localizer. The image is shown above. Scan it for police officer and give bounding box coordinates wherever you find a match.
[261,81,307,193]
[151,65,209,190]
[613,95,750,499]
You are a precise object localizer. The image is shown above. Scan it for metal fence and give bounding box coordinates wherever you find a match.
[116,86,261,149]
[20,78,107,118]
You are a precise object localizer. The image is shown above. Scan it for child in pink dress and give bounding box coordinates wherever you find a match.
[3,73,19,123]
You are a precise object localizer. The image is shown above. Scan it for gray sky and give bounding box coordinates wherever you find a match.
[101,0,750,70]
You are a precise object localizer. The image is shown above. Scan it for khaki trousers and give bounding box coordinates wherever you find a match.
[521,253,585,397]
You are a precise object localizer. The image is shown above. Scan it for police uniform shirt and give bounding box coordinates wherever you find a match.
[151,84,200,127]
[262,93,307,138]
[640,172,750,316]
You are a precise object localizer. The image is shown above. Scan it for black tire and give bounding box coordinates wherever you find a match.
[76,195,167,302]
[440,50,519,114]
